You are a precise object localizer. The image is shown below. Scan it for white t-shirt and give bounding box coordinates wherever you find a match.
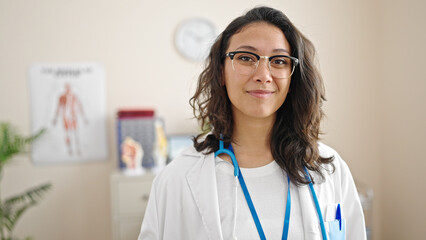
[215,157,304,239]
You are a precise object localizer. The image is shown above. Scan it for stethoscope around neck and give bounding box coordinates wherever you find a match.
[214,139,328,240]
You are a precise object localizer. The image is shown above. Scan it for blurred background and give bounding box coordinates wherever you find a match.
[0,0,425,239]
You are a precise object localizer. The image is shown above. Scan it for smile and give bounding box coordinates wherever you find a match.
[246,90,275,99]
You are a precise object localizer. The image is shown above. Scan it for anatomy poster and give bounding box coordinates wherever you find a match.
[29,63,108,164]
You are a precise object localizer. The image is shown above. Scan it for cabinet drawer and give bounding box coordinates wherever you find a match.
[117,180,152,215]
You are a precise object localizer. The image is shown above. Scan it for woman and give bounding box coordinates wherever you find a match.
[139,6,366,240]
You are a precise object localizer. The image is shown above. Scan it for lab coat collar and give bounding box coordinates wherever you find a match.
[180,145,204,157]
[185,151,224,240]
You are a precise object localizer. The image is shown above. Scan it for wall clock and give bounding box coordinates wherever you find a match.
[175,18,217,61]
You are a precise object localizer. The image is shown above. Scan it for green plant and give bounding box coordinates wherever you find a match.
[0,123,51,240]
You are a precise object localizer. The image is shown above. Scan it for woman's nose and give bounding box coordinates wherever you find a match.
[253,59,272,83]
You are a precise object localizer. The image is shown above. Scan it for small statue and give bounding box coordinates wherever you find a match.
[121,136,144,175]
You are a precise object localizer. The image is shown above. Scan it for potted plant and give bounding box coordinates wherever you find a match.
[0,122,51,240]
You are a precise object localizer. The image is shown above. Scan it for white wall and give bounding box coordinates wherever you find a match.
[1,0,425,239]
[379,0,426,239]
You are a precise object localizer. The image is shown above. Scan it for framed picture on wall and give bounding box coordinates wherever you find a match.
[28,62,108,164]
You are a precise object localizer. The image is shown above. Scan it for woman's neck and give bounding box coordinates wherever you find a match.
[229,113,276,168]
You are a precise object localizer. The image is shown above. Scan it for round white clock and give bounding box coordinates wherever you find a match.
[175,18,217,62]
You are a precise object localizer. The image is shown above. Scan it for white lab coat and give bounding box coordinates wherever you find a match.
[138,142,366,240]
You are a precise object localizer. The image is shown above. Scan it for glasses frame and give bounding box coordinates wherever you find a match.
[225,51,299,79]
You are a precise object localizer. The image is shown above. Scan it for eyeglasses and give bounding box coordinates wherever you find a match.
[225,51,299,79]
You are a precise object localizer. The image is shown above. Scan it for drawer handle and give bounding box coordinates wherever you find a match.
[141,194,150,201]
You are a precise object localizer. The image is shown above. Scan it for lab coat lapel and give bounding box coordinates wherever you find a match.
[186,152,223,240]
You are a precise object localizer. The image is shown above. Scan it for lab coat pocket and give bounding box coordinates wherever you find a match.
[327,219,346,240]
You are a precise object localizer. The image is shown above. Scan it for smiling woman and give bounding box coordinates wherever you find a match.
[223,22,293,125]
[138,6,367,240]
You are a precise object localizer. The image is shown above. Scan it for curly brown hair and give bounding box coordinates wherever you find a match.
[189,6,334,185]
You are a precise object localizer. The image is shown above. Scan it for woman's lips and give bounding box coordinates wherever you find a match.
[247,90,275,99]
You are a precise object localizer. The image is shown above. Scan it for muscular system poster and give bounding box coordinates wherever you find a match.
[29,63,108,164]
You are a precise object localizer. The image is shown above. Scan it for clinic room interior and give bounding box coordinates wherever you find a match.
[1,0,425,240]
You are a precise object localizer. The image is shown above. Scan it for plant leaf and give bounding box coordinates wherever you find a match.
[0,123,45,166]
[4,183,52,206]
[1,183,52,234]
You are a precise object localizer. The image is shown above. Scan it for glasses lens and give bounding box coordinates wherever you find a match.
[232,52,258,76]
[269,56,295,79]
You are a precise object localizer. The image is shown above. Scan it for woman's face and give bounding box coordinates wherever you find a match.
[224,22,292,122]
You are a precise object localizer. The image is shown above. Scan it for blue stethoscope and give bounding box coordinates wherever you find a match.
[215,139,328,240]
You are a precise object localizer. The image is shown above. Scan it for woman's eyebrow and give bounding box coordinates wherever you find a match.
[235,45,290,54]
[235,45,257,51]
[272,48,290,54]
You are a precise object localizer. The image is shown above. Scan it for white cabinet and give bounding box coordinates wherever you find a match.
[111,172,155,240]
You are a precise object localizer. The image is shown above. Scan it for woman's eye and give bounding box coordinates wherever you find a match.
[272,58,288,65]
[238,55,255,62]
